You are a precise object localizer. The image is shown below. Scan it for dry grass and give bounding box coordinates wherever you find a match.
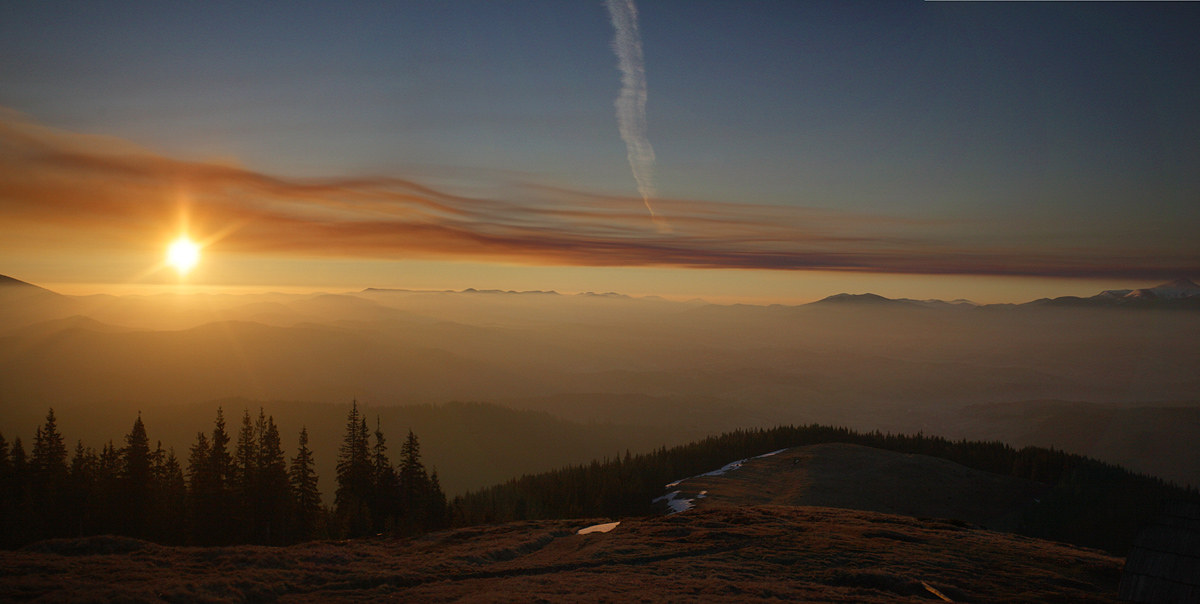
[665,444,1046,531]
[0,505,1122,603]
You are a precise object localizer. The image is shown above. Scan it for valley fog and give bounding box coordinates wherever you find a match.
[3,278,1198,492]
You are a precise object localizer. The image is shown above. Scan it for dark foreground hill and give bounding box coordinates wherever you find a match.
[0,506,1123,603]
[658,443,1044,530]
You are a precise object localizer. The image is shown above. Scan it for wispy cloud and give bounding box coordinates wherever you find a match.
[605,0,660,225]
[0,111,1195,279]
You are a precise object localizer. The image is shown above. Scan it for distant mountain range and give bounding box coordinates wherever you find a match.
[810,278,1200,310]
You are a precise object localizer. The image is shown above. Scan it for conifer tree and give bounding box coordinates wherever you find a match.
[151,443,187,544]
[186,430,216,544]
[187,432,210,492]
[96,440,121,536]
[66,440,95,537]
[427,469,448,530]
[289,427,321,542]
[205,407,235,543]
[257,412,289,544]
[31,409,68,478]
[4,438,31,545]
[371,418,399,531]
[31,409,69,538]
[234,409,258,540]
[335,401,373,536]
[121,415,152,537]
[207,407,234,490]
[398,430,430,531]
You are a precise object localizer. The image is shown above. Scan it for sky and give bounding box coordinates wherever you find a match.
[1,1,1198,303]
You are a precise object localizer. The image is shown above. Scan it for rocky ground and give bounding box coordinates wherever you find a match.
[1,505,1122,603]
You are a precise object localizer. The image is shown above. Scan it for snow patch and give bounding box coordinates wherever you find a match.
[655,449,788,513]
[665,449,788,488]
[577,521,620,535]
[652,491,694,514]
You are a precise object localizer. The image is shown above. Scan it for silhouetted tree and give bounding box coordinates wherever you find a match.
[31,409,69,538]
[289,427,321,542]
[121,415,152,537]
[371,418,400,532]
[150,443,186,544]
[234,409,258,541]
[397,430,445,533]
[188,409,239,546]
[336,401,373,537]
[257,411,289,544]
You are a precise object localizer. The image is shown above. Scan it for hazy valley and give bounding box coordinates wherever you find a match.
[3,275,1199,492]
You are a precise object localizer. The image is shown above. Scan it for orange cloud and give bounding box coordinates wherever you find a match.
[0,110,1196,279]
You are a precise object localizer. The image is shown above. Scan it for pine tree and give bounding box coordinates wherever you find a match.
[398,430,430,532]
[371,418,399,532]
[208,407,234,490]
[31,409,69,538]
[150,443,187,544]
[427,469,448,530]
[4,438,32,545]
[66,440,96,537]
[257,413,289,544]
[96,440,121,536]
[31,409,68,478]
[289,427,321,543]
[205,407,235,544]
[335,401,373,536]
[234,409,258,541]
[121,415,153,537]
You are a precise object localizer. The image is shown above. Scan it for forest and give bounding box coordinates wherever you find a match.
[3,406,1198,556]
[0,403,446,548]
[451,425,1200,555]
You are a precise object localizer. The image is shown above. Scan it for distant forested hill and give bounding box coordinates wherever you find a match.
[451,425,1200,555]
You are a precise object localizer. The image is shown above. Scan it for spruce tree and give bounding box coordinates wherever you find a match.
[234,409,257,541]
[149,442,186,544]
[205,407,235,544]
[289,427,321,542]
[121,415,152,537]
[96,440,121,536]
[335,400,373,536]
[427,469,448,531]
[371,418,399,532]
[31,409,68,478]
[67,440,95,537]
[398,430,429,532]
[186,430,214,544]
[5,438,32,545]
[257,413,289,544]
[31,409,69,538]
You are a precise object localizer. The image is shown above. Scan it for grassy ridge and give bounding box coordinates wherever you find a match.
[450,424,1200,555]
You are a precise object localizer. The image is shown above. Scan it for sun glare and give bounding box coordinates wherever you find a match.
[167,236,201,275]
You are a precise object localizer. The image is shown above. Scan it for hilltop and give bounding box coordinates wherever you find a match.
[0,506,1123,603]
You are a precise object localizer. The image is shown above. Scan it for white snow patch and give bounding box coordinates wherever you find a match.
[665,449,789,488]
[577,521,620,535]
[655,449,789,513]
[652,491,694,514]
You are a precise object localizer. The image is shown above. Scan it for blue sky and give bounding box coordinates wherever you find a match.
[1,1,1198,301]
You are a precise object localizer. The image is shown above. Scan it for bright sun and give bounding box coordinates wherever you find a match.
[166,236,201,275]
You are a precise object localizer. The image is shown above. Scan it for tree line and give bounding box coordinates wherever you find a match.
[449,424,1200,555]
[0,402,445,548]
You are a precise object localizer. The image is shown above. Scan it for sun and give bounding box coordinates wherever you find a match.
[166,236,201,275]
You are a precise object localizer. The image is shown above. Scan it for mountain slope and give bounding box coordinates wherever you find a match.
[0,274,82,332]
[659,443,1043,530]
[1,506,1123,603]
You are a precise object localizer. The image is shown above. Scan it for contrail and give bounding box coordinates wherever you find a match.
[606,0,663,227]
